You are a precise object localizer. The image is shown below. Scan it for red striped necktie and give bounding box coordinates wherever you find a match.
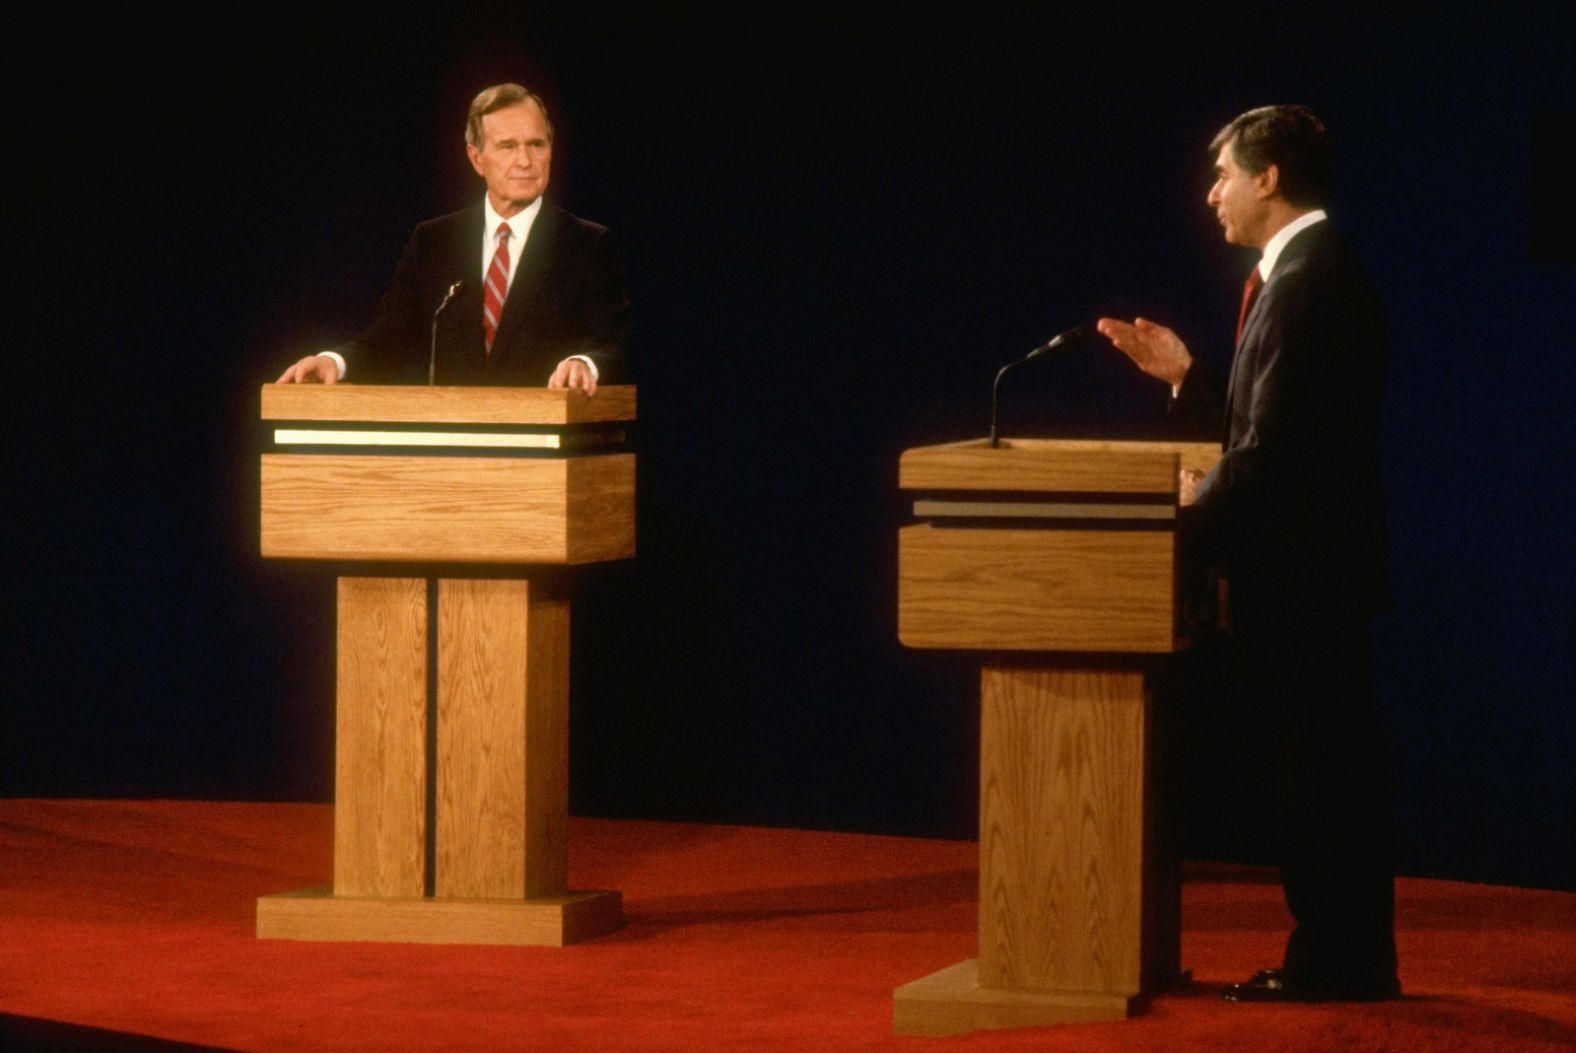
[483,223,512,355]
[1236,266,1263,344]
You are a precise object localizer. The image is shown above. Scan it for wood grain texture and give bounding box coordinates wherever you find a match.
[898,525,1175,653]
[977,667,1148,995]
[520,577,571,899]
[900,439,1221,493]
[261,384,636,425]
[1002,439,1221,480]
[567,455,638,562]
[893,960,1141,1035]
[260,452,635,564]
[256,886,622,946]
[901,441,1168,494]
[435,577,570,900]
[334,577,428,897]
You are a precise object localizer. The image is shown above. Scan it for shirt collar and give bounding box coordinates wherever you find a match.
[1258,209,1327,279]
[483,195,543,247]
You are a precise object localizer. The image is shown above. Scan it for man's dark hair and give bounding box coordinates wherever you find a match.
[465,83,554,147]
[1210,105,1333,208]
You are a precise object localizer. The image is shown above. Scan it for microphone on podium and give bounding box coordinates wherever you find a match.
[429,280,466,385]
[988,325,1088,447]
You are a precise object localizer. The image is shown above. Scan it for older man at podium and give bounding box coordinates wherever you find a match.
[277,82,629,393]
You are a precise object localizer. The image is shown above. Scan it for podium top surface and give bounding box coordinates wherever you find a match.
[260,384,636,426]
[900,438,1220,495]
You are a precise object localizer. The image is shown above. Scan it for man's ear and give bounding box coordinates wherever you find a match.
[466,142,484,177]
[1255,162,1281,200]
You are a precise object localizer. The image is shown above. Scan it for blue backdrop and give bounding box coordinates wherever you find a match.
[5,10,1571,890]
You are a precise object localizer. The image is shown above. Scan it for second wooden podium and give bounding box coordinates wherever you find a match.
[892,438,1218,1033]
[254,384,635,946]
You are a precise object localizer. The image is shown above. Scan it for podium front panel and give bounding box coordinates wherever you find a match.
[261,452,634,564]
[897,525,1175,653]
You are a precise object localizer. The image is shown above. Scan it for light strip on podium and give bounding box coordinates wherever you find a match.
[274,428,562,450]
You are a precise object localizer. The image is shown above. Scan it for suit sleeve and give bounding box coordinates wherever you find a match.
[1170,357,1226,436]
[570,225,631,383]
[338,227,429,384]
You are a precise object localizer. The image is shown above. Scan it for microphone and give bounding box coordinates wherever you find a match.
[1022,325,1087,360]
[988,325,1087,447]
[429,280,465,385]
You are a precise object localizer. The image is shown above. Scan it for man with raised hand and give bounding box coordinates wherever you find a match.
[1100,105,1399,1004]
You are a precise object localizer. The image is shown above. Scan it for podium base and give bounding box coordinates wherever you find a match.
[892,960,1145,1036]
[256,886,622,947]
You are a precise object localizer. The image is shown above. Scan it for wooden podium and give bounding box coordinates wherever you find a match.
[254,384,635,946]
[892,438,1219,1034]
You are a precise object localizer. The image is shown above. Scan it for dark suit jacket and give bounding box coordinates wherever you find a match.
[1175,221,1387,629]
[343,202,630,386]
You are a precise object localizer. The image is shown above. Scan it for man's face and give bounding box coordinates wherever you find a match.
[1206,140,1273,249]
[467,100,553,217]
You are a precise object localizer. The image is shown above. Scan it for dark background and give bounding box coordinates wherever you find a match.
[5,11,1572,890]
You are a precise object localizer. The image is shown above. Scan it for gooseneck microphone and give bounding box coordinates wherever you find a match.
[429,280,465,385]
[988,325,1088,447]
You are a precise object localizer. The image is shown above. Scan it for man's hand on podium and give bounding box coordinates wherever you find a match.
[277,355,340,384]
[548,357,598,396]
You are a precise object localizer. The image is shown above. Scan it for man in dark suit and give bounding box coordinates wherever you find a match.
[1098,105,1399,1003]
[278,83,628,391]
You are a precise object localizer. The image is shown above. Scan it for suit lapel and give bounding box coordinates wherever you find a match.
[492,204,556,355]
[431,206,488,381]
[454,206,488,325]
[1223,268,1260,442]
[457,205,487,287]
[1221,224,1326,444]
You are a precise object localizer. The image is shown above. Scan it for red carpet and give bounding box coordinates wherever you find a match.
[1,800,1571,1052]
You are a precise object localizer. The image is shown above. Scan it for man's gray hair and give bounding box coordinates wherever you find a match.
[465,83,554,147]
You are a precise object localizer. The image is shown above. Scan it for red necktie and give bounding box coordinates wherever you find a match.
[483,223,512,354]
[1235,267,1263,344]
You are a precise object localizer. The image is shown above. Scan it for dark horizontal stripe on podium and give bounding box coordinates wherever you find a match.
[913,488,1175,505]
[921,516,1176,532]
[319,563,579,580]
[911,488,1177,531]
